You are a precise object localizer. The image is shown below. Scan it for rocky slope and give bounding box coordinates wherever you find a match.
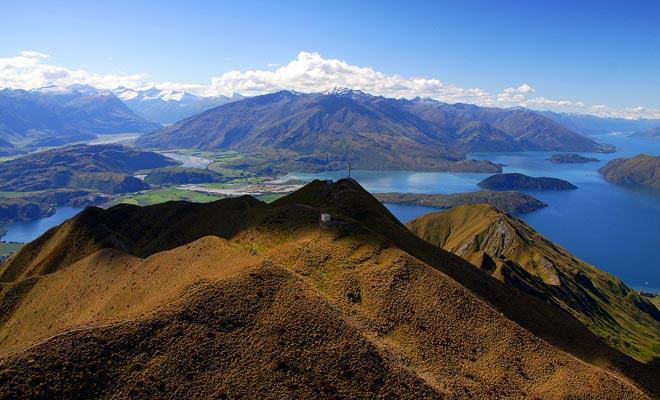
[598,154,660,191]
[0,180,658,398]
[406,204,660,362]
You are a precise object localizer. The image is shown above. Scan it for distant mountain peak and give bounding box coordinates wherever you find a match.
[110,86,241,124]
[32,85,72,95]
[322,87,373,100]
[0,86,160,145]
[66,84,104,96]
[31,84,114,98]
[410,96,440,105]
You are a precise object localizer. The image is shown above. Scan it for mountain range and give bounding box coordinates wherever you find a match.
[0,179,658,398]
[539,110,660,136]
[136,89,614,172]
[632,126,660,140]
[113,87,242,124]
[0,85,160,149]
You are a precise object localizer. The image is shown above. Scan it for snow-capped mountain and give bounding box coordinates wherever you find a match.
[321,87,376,101]
[0,85,159,148]
[112,87,243,124]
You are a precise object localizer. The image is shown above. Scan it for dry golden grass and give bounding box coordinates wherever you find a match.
[0,179,658,399]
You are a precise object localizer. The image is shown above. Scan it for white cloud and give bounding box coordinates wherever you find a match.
[504,83,534,94]
[208,51,492,104]
[0,51,147,90]
[1,50,659,119]
[18,50,49,59]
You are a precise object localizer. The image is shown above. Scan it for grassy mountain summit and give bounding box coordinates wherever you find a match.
[0,179,658,398]
[406,204,660,362]
[598,154,660,191]
[136,90,612,173]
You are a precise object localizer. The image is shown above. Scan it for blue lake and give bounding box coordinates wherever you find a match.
[2,206,82,243]
[2,134,658,292]
[282,134,660,293]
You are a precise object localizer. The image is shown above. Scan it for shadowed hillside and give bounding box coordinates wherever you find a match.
[406,204,660,362]
[0,180,658,398]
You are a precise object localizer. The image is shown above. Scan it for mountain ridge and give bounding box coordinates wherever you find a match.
[0,179,657,398]
[406,203,660,362]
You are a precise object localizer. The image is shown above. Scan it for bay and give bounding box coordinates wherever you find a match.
[2,206,82,243]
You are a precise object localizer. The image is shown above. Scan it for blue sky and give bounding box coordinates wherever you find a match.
[2,0,659,117]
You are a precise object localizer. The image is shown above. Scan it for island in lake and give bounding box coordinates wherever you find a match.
[478,173,578,190]
[547,153,599,164]
[598,154,660,191]
[375,190,547,214]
